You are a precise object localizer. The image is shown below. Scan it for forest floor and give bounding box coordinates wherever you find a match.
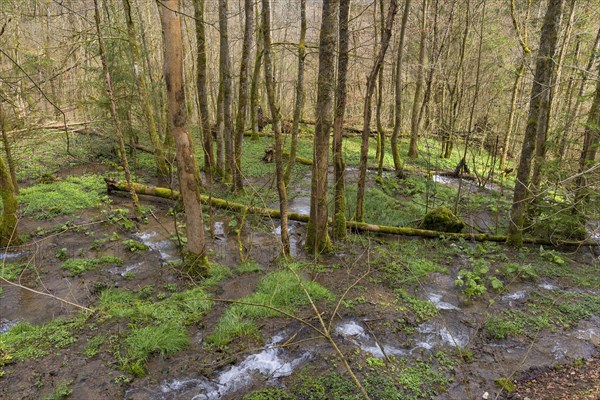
[1,130,599,399]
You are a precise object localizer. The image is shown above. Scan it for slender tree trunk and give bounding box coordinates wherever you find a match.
[355,0,398,222]
[122,0,168,179]
[0,106,18,193]
[219,0,234,182]
[283,0,307,186]
[0,104,19,246]
[332,0,350,241]
[250,12,263,139]
[157,0,207,262]
[262,0,290,256]
[507,0,563,247]
[233,0,254,192]
[306,0,338,255]
[573,61,600,216]
[391,0,411,172]
[193,0,214,183]
[93,0,140,213]
[407,0,428,158]
[215,78,225,176]
[559,26,600,161]
[376,0,386,178]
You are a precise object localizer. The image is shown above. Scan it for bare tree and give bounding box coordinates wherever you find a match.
[355,0,397,222]
[262,0,290,256]
[157,0,207,263]
[306,0,338,255]
[507,0,563,247]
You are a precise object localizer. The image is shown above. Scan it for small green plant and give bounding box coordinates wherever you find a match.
[501,263,538,281]
[0,263,27,281]
[42,380,73,400]
[84,336,105,358]
[242,388,295,400]
[122,239,149,252]
[55,248,68,260]
[539,247,566,266]
[495,377,516,393]
[61,256,123,276]
[237,260,264,274]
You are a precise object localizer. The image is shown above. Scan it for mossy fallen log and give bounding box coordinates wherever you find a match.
[104,178,597,247]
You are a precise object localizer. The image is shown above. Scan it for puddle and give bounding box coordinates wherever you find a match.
[502,290,528,303]
[136,231,180,262]
[287,197,310,216]
[416,321,470,348]
[140,334,310,400]
[0,251,29,262]
[427,293,459,310]
[0,319,17,334]
[336,320,408,358]
[273,222,303,257]
[109,262,143,277]
[432,174,500,192]
[538,281,559,291]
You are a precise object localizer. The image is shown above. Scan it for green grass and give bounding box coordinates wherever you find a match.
[207,266,334,347]
[19,175,106,219]
[97,287,212,375]
[61,256,123,276]
[123,322,189,376]
[0,314,88,361]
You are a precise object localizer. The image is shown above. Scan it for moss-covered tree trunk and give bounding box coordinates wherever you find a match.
[306,0,338,255]
[507,0,563,247]
[193,0,215,183]
[250,12,263,140]
[283,0,307,186]
[219,0,234,182]
[355,0,397,222]
[0,105,17,193]
[407,0,427,159]
[158,0,207,262]
[0,154,18,246]
[391,0,411,173]
[262,0,290,256]
[233,0,254,192]
[331,0,350,242]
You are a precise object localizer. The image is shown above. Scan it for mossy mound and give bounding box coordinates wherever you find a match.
[420,206,464,233]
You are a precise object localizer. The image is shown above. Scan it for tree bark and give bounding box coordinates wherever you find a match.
[0,105,18,193]
[233,0,254,192]
[157,0,207,262]
[306,0,338,255]
[193,0,214,183]
[391,0,411,172]
[355,0,397,222]
[407,0,428,158]
[219,0,234,181]
[283,0,307,186]
[507,0,563,247]
[332,0,350,241]
[262,0,290,256]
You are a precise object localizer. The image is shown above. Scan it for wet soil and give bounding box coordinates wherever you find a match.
[1,168,599,400]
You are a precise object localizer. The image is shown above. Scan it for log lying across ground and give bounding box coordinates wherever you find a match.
[105,178,598,247]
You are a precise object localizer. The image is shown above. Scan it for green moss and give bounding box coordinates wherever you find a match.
[0,263,28,281]
[242,388,295,400]
[237,260,264,274]
[42,380,73,400]
[61,256,123,276]
[207,266,333,347]
[19,175,105,219]
[495,378,516,393]
[419,206,464,233]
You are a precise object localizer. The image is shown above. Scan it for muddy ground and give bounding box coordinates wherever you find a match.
[1,159,599,400]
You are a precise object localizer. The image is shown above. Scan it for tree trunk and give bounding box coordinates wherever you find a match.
[233,0,254,192]
[93,0,140,213]
[332,0,350,241]
[0,104,19,246]
[122,0,168,179]
[355,0,398,222]
[283,0,307,186]
[262,0,290,256]
[306,0,338,255]
[507,0,563,247]
[375,0,386,178]
[391,0,411,172]
[407,0,428,158]
[0,106,18,193]
[193,0,214,183]
[219,0,234,182]
[250,11,263,139]
[157,0,207,262]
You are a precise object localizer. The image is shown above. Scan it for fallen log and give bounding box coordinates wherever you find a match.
[104,178,598,247]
